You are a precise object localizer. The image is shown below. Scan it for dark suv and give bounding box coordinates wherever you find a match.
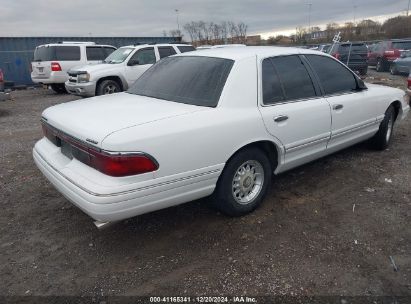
[330,42,368,75]
[368,39,411,72]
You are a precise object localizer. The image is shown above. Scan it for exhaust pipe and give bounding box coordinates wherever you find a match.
[93,220,115,230]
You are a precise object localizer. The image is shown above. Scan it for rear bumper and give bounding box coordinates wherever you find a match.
[65,81,96,97]
[31,72,68,84]
[33,138,220,222]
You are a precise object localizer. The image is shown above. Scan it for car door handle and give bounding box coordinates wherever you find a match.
[274,115,289,122]
[333,104,344,110]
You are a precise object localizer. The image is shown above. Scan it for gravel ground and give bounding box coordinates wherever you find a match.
[0,69,410,299]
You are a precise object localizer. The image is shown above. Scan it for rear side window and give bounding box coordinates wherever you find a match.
[34,46,80,61]
[392,41,411,50]
[306,55,357,95]
[269,55,316,100]
[177,45,195,53]
[130,48,156,65]
[128,56,233,107]
[86,47,106,60]
[262,59,285,104]
[158,46,177,59]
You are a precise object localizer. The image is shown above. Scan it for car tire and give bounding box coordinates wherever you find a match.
[371,105,396,150]
[359,67,368,76]
[96,80,121,96]
[213,147,272,217]
[376,58,385,72]
[390,65,398,75]
[50,84,67,94]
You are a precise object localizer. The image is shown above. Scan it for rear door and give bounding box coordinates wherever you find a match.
[124,47,157,86]
[259,55,332,171]
[305,54,380,151]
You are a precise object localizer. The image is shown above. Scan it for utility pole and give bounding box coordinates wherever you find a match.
[175,9,180,33]
[307,3,312,39]
[407,0,411,16]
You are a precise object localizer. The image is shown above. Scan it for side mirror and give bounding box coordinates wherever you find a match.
[127,59,139,66]
[357,78,367,90]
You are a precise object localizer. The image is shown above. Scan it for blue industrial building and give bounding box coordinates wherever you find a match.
[0,36,180,85]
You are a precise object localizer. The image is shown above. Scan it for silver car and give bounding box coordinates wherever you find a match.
[390,51,411,75]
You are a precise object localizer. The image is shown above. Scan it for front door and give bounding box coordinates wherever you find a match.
[124,47,157,86]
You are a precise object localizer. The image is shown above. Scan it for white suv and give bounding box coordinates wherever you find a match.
[65,43,195,97]
[31,42,116,93]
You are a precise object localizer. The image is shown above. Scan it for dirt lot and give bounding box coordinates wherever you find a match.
[1,69,410,300]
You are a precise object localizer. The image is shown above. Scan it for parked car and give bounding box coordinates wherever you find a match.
[318,44,331,53]
[330,42,368,75]
[0,69,4,92]
[31,42,116,94]
[407,73,411,97]
[65,43,195,97]
[390,50,411,75]
[368,39,411,72]
[33,47,410,228]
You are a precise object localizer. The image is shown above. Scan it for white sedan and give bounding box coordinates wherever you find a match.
[33,47,410,228]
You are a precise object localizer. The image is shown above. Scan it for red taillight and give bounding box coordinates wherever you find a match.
[384,49,401,60]
[0,69,3,82]
[51,62,62,71]
[89,150,158,177]
[332,52,340,60]
[408,77,411,90]
[42,122,158,177]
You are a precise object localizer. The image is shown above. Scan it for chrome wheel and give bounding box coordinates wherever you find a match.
[386,114,394,143]
[232,160,264,205]
[104,84,118,94]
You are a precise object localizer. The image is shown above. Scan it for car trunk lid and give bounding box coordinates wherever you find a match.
[42,92,207,148]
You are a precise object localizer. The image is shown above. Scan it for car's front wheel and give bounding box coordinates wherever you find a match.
[96,80,121,96]
[371,105,396,150]
[390,64,398,75]
[50,84,67,94]
[213,147,272,216]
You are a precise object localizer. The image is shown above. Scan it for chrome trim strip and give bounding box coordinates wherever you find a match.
[286,136,330,153]
[35,149,221,198]
[332,120,377,139]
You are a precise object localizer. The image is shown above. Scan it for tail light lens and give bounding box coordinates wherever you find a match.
[42,122,158,177]
[384,49,400,60]
[51,62,62,71]
[0,69,3,82]
[408,77,411,90]
[332,52,340,60]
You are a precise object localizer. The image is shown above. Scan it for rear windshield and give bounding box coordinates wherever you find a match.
[339,43,367,52]
[34,46,80,61]
[127,56,234,107]
[392,41,411,50]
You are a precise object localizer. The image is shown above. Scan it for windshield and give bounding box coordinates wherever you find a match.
[127,56,234,107]
[103,48,134,63]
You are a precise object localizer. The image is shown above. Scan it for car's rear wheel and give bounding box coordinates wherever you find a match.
[371,105,396,150]
[376,58,385,72]
[96,80,121,96]
[213,148,272,217]
[50,84,67,94]
[390,64,398,75]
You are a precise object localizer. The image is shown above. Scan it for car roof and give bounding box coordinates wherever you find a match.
[176,46,325,60]
[37,43,115,48]
[120,43,192,49]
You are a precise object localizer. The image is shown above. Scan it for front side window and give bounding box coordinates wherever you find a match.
[177,45,195,53]
[306,55,357,95]
[269,55,316,100]
[130,48,156,65]
[262,58,285,104]
[158,46,177,59]
[128,56,234,107]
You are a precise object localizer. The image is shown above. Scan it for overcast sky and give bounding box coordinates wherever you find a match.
[1,0,410,38]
